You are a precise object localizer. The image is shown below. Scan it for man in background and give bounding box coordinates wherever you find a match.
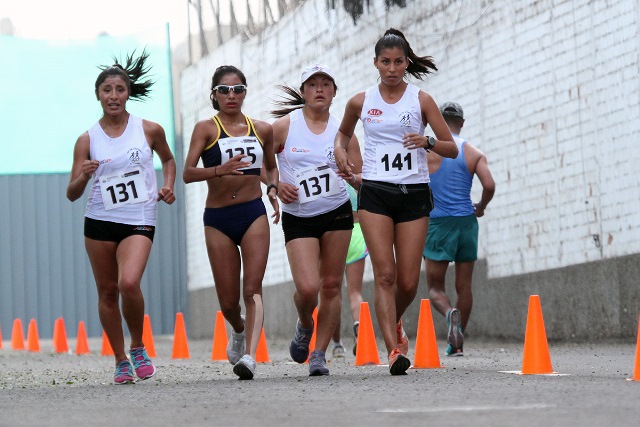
[423,102,495,356]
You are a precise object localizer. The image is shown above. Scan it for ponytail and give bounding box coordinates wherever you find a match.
[374,28,437,80]
[95,49,154,100]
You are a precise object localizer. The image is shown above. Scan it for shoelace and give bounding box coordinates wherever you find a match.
[116,362,133,376]
[295,330,312,350]
[309,352,324,365]
[131,349,151,367]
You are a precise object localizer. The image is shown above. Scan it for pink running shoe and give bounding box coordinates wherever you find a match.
[129,347,156,380]
[114,360,135,385]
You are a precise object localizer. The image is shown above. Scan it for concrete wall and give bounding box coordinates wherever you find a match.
[181,0,640,340]
[190,253,640,342]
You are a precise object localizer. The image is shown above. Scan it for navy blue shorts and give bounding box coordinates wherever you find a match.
[203,198,267,245]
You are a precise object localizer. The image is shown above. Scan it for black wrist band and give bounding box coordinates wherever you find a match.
[266,184,278,195]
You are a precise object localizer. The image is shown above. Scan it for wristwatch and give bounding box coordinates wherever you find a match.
[266,184,278,195]
[426,136,436,150]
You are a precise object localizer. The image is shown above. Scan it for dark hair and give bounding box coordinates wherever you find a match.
[270,85,304,118]
[270,79,339,119]
[95,49,154,101]
[374,28,437,80]
[210,65,247,110]
[443,115,464,127]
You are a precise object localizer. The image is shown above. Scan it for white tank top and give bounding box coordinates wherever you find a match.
[361,83,429,184]
[277,108,348,217]
[85,115,158,225]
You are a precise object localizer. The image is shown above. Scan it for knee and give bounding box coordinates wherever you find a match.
[320,278,342,299]
[97,284,119,305]
[118,278,141,298]
[242,290,261,307]
[428,286,444,300]
[296,284,319,302]
[397,281,418,300]
[220,305,239,319]
[375,269,396,290]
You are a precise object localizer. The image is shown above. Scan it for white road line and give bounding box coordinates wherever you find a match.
[378,403,556,413]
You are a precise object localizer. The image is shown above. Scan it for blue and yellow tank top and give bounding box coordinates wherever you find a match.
[201,115,264,176]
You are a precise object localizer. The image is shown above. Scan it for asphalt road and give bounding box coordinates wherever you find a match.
[1,335,638,426]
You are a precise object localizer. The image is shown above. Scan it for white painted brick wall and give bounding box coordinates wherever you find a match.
[181,0,640,290]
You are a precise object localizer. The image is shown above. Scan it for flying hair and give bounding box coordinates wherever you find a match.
[95,48,154,101]
[270,85,305,118]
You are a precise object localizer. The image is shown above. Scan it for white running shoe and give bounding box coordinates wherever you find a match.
[227,316,246,365]
[233,354,256,380]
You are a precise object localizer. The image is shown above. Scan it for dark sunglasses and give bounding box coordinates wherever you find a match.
[213,84,247,94]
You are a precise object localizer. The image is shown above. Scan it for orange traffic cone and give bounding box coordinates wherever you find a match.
[53,318,69,353]
[101,330,114,356]
[172,312,190,359]
[632,313,640,381]
[26,318,40,352]
[305,307,319,363]
[211,311,229,361]
[142,314,157,358]
[75,321,90,355]
[354,302,381,366]
[11,318,25,350]
[521,295,553,374]
[413,299,442,368]
[255,327,271,363]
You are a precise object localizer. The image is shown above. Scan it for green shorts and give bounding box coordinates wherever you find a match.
[423,215,478,262]
[346,223,368,265]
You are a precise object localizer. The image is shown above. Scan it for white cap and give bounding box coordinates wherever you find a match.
[301,63,336,84]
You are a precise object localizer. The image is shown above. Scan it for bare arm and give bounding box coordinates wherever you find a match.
[272,115,300,205]
[254,119,280,224]
[466,145,495,217]
[334,92,364,175]
[144,120,176,205]
[338,134,363,189]
[473,155,495,217]
[66,133,99,202]
[182,120,251,184]
[417,91,458,159]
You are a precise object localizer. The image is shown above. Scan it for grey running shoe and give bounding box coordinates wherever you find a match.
[446,308,464,352]
[233,354,256,380]
[332,342,346,359]
[308,350,329,376]
[227,316,246,365]
[289,319,314,363]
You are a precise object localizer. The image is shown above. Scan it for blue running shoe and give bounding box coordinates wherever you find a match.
[445,343,464,357]
[309,350,329,376]
[289,319,314,363]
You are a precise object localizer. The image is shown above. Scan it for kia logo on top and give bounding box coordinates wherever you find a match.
[367,109,382,116]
